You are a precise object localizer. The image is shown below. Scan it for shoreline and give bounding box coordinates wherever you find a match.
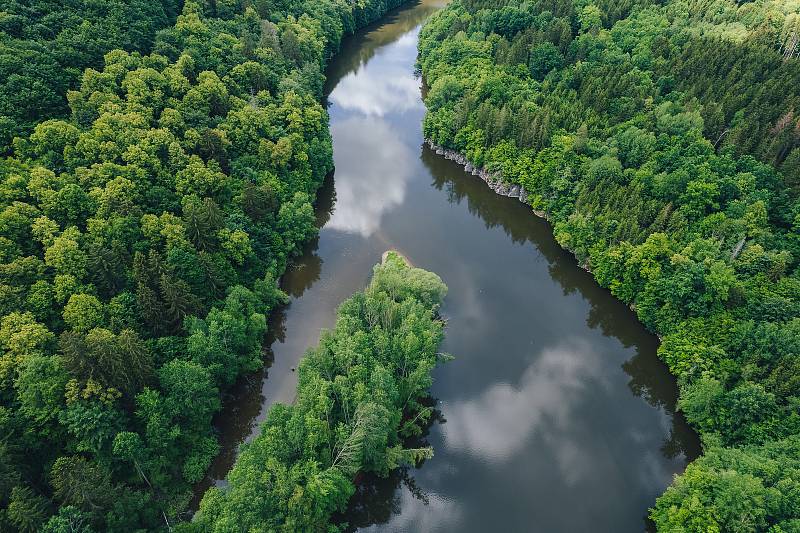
[426,139,541,214]
[425,138,663,340]
[382,249,413,267]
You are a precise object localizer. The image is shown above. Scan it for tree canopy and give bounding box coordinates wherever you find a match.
[191,252,448,532]
[0,0,408,529]
[419,0,800,529]
[0,0,182,152]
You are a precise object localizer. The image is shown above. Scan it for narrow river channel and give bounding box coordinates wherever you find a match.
[204,1,701,530]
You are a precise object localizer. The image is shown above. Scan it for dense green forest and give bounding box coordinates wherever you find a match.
[0,0,182,152]
[192,252,448,531]
[0,0,408,530]
[419,0,800,530]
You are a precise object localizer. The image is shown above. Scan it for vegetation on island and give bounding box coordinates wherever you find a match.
[419,0,800,530]
[191,252,448,532]
[7,0,800,529]
[0,0,408,530]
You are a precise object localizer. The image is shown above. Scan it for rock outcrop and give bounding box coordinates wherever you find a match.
[426,139,529,204]
[425,141,650,324]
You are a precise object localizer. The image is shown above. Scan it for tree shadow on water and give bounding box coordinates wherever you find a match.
[422,146,701,466]
[333,399,445,531]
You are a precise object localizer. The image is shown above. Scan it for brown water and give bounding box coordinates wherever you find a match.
[204,1,700,530]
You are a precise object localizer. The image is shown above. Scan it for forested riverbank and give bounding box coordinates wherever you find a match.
[0,0,409,530]
[419,0,800,529]
[7,0,797,529]
[0,0,182,151]
[191,252,448,531]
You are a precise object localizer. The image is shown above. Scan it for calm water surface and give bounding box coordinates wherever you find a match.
[206,1,700,530]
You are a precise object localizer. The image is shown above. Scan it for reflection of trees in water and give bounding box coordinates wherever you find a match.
[196,171,340,498]
[338,468,416,531]
[324,0,447,96]
[661,413,701,461]
[422,146,701,462]
[623,352,702,461]
[335,401,444,531]
[194,364,267,506]
[283,239,323,298]
[266,306,287,346]
[314,170,337,228]
[282,171,337,298]
[425,148,549,248]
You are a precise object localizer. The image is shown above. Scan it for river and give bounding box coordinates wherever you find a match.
[204,1,700,530]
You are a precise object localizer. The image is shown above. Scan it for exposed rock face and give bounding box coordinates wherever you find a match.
[425,140,623,298]
[426,139,530,206]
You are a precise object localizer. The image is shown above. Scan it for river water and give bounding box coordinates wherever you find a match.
[205,1,700,530]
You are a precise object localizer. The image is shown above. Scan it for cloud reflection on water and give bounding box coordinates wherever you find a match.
[325,28,425,238]
[360,484,463,533]
[327,116,414,237]
[330,70,422,116]
[441,342,603,473]
[329,31,423,117]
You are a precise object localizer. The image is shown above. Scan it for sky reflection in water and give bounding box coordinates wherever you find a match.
[204,1,699,530]
[326,32,423,237]
[321,3,698,531]
[326,116,414,237]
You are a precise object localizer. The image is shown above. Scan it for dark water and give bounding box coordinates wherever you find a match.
[205,1,700,530]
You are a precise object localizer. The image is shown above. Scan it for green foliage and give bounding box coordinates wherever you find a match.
[61,294,103,332]
[653,437,800,533]
[419,0,800,529]
[192,254,447,532]
[41,506,95,533]
[7,486,49,533]
[529,42,563,81]
[0,0,182,151]
[0,0,408,528]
